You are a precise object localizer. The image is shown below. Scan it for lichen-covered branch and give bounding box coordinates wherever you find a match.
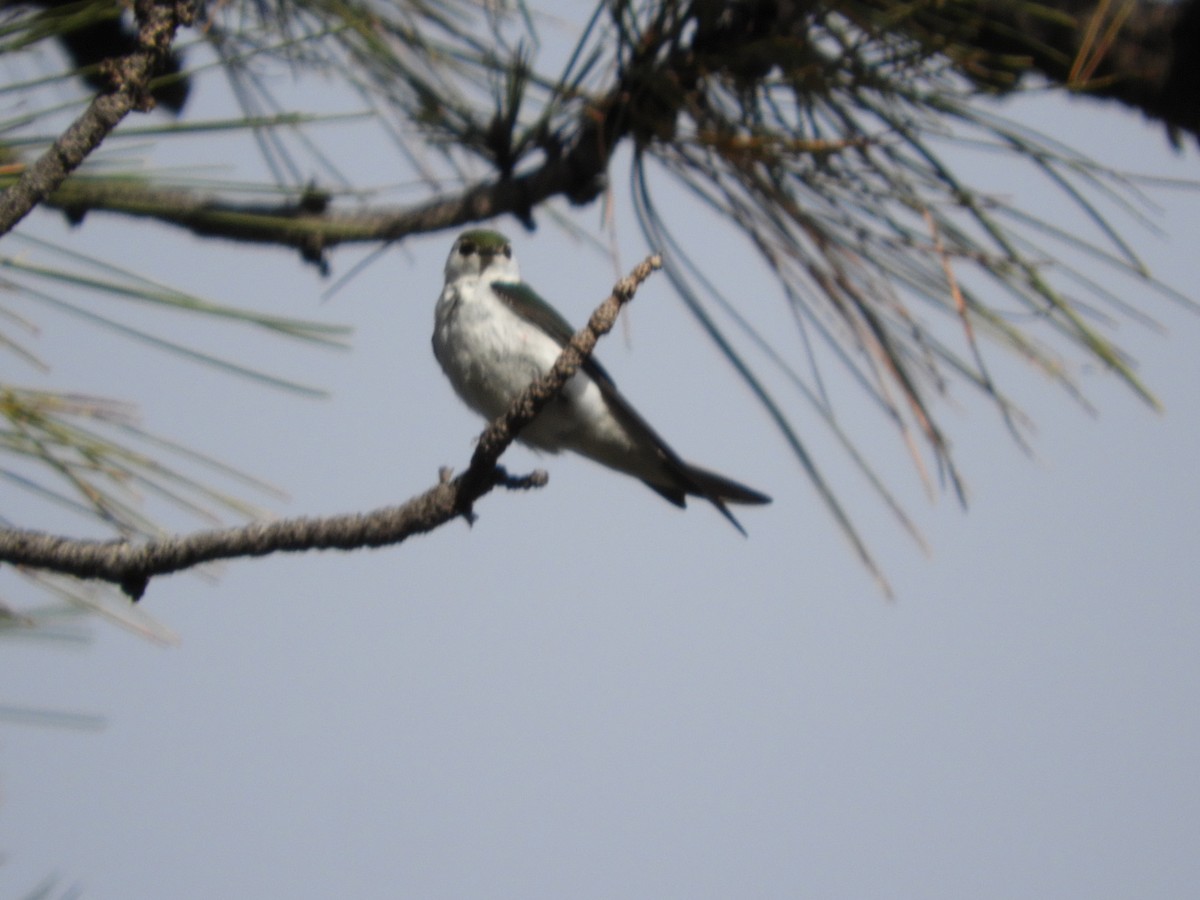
[0,0,199,237]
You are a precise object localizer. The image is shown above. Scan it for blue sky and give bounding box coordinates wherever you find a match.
[1,13,1199,899]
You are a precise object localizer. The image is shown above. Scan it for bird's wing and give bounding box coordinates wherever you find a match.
[491,280,675,441]
[490,280,575,341]
[493,280,753,529]
[491,280,619,385]
[492,281,675,429]
[491,278,692,466]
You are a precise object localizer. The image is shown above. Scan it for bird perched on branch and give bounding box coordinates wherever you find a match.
[433,228,771,533]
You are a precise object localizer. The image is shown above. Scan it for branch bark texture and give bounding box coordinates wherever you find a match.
[0,254,663,601]
[0,0,198,237]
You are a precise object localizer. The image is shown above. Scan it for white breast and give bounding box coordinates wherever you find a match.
[434,277,627,455]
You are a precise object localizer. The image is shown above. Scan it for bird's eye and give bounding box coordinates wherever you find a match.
[502,245,512,259]
[458,240,475,256]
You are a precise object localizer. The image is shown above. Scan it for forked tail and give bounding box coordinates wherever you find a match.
[644,463,771,536]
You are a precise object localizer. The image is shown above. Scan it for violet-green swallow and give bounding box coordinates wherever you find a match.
[433,229,771,533]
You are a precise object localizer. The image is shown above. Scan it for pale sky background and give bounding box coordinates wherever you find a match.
[1,7,1199,898]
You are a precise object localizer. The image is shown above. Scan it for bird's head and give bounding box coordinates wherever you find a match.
[444,229,520,283]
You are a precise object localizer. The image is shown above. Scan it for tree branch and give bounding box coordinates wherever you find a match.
[878,0,1200,143]
[20,0,1200,262]
[0,0,198,237]
[0,253,662,601]
[32,38,632,265]
[36,103,617,268]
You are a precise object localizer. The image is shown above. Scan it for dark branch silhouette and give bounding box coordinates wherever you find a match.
[0,0,197,237]
[877,0,1200,144]
[38,83,622,269]
[0,254,663,601]
[6,0,192,113]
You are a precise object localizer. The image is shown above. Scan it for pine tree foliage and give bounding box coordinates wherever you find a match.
[0,0,1195,599]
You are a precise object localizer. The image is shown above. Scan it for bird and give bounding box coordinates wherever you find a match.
[433,228,771,533]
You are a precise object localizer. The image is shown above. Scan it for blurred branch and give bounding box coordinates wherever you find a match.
[0,0,198,236]
[0,253,662,601]
[40,154,611,267]
[34,83,624,268]
[873,0,1200,144]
